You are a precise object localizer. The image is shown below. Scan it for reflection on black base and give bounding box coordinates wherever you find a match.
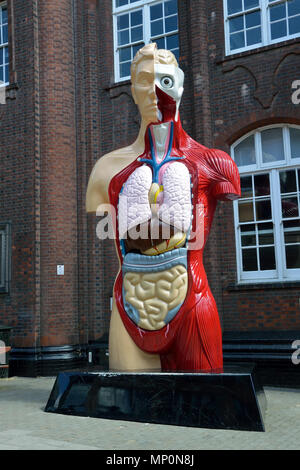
[44,363,266,432]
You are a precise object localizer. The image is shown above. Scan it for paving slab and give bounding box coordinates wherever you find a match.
[0,376,299,450]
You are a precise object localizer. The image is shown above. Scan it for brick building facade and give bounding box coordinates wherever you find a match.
[0,0,299,384]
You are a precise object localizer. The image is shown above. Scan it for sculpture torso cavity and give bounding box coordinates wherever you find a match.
[118,122,191,332]
[118,122,191,252]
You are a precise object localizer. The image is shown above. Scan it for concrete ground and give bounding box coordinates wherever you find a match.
[0,376,299,450]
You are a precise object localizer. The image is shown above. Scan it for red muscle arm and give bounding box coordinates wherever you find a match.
[204,148,241,201]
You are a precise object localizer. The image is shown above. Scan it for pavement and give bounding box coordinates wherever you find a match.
[0,376,299,450]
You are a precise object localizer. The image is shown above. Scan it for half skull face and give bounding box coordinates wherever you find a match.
[154,63,184,122]
[132,58,184,124]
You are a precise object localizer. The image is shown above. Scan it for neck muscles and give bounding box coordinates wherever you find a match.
[150,121,171,162]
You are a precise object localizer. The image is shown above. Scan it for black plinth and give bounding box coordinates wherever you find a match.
[44,364,266,432]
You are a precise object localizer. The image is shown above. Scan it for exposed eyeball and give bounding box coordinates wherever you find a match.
[160,76,174,89]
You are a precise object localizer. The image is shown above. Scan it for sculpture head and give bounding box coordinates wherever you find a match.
[131,43,184,124]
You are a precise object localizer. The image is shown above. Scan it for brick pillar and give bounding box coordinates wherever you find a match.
[183,0,213,147]
[179,0,224,323]
[38,0,78,347]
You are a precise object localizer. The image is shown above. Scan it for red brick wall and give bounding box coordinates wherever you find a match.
[1,0,299,356]
[0,0,37,347]
[95,0,300,335]
[206,0,300,332]
[37,0,79,346]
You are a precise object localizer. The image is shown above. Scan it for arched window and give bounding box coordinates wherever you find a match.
[232,124,300,283]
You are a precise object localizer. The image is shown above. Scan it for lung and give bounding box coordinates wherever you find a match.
[118,165,152,240]
[158,161,192,232]
[118,161,192,242]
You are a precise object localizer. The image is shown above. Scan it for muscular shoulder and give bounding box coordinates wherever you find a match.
[208,148,241,200]
[197,147,241,200]
[203,148,236,174]
[86,144,138,212]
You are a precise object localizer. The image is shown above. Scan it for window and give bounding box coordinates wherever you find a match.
[232,125,300,283]
[224,0,300,55]
[0,2,8,86]
[0,223,10,293]
[113,0,179,82]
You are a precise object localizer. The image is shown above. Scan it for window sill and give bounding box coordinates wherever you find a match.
[227,281,300,291]
[0,82,19,101]
[6,82,19,100]
[217,37,300,65]
[109,78,131,87]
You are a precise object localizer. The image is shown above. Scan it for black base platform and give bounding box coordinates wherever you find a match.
[44,364,266,432]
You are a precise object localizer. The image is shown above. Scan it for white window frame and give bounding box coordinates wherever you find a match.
[0,1,8,87]
[224,0,300,56]
[113,0,179,83]
[232,124,300,284]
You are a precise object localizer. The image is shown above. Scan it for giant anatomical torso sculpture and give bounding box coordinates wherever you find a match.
[86,45,241,372]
